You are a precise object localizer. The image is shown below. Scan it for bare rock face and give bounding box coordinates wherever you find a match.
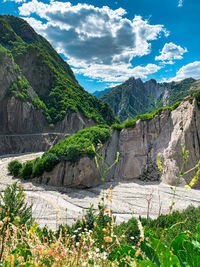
[38,99,200,188]
[35,157,101,188]
[0,52,96,154]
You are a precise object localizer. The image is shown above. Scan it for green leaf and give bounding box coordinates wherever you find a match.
[149,237,181,267]
[137,260,157,267]
[140,241,161,266]
[197,223,200,242]
[170,233,188,266]
[183,240,200,267]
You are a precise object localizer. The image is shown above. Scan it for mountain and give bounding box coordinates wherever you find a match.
[92,87,112,98]
[0,15,117,127]
[100,76,200,122]
[0,15,118,154]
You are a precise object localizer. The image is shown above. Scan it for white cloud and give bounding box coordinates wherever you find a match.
[19,0,167,82]
[3,0,26,3]
[178,0,183,7]
[74,63,161,83]
[170,61,200,81]
[155,42,187,64]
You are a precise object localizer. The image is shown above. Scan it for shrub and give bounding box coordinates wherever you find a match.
[32,158,44,177]
[42,153,59,172]
[20,161,33,179]
[16,126,111,179]
[8,160,22,176]
[171,101,181,111]
[0,182,33,227]
[123,119,137,128]
[114,217,140,246]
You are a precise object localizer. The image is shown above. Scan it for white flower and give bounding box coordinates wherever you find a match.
[76,242,80,246]
[95,248,100,252]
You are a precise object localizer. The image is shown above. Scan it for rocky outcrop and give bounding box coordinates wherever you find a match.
[0,52,96,154]
[38,99,200,188]
[34,157,101,188]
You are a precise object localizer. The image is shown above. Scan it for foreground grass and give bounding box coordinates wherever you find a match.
[0,182,200,266]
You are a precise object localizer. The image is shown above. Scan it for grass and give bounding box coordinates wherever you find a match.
[0,182,200,266]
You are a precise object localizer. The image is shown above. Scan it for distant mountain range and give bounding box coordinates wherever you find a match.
[93,77,200,122]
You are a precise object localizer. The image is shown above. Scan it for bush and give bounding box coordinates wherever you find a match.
[20,161,33,179]
[32,158,44,177]
[0,182,33,227]
[8,160,22,176]
[15,126,111,179]
[114,217,140,246]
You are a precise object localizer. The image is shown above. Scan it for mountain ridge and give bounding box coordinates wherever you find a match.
[98,76,200,122]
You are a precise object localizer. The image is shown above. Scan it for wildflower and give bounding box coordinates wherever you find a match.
[188,168,200,187]
[83,245,88,250]
[0,221,3,227]
[135,250,140,257]
[130,261,137,266]
[145,237,149,241]
[185,185,191,190]
[104,236,112,243]
[157,153,163,172]
[76,242,80,246]
[104,208,109,213]
[95,248,100,252]
[130,236,135,240]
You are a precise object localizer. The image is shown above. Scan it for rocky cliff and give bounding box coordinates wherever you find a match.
[0,15,117,154]
[100,77,200,122]
[36,97,200,188]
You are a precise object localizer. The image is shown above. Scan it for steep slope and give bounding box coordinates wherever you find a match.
[0,15,117,127]
[100,77,200,122]
[0,15,118,154]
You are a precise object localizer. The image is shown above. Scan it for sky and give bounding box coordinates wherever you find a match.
[0,0,200,93]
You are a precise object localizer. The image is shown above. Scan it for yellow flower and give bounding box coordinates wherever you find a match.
[185,185,191,190]
[188,168,200,187]
[104,236,112,243]
[135,250,140,257]
[157,153,163,172]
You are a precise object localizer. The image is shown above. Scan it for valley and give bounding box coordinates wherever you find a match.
[1,152,200,230]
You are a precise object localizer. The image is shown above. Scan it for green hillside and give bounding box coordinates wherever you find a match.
[0,15,118,126]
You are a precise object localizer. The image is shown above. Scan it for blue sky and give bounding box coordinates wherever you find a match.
[0,0,200,93]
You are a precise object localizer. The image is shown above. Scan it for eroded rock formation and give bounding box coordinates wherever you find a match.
[38,98,200,188]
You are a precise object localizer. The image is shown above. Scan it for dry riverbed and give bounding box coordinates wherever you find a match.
[0,152,200,230]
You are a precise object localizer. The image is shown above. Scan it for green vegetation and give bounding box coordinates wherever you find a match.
[0,15,118,126]
[0,182,200,266]
[112,101,182,130]
[163,78,198,106]
[8,160,22,177]
[8,126,111,179]
[195,90,200,107]
[142,205,200,245]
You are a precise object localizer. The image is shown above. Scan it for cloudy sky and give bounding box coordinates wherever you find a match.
[1,0,200,92]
